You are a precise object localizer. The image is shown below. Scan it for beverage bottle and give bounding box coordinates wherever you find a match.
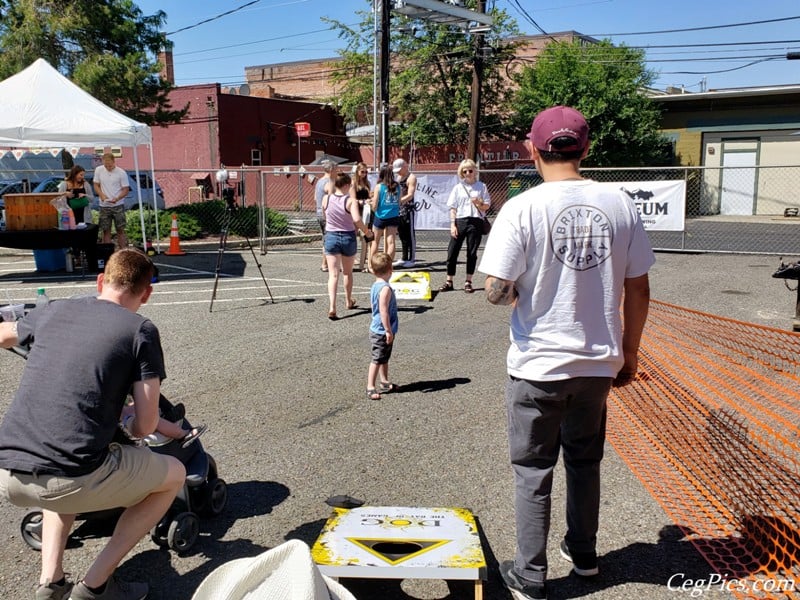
[60,209,70,230]
[65,249,74,273]
[35,288,49,308]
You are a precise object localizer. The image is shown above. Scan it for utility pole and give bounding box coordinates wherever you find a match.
[379,0,391,165]
[467,0,485,164]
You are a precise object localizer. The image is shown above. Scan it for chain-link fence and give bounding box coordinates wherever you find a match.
[4,165,799,256]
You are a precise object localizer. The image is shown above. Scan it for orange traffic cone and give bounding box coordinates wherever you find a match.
[164,213,186,256]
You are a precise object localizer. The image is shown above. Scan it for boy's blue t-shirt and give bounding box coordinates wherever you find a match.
[370,280,398,335]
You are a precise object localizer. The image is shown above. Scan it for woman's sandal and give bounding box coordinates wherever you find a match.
[378,382,399,394]
[366,388,382,401]
[328,311,338,321]
[181,424,208,448]
[347,299,358,310]
[439,280,454,292]
[464,281,474,294]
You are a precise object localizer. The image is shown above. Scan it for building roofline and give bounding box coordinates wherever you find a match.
[651,84,800,101]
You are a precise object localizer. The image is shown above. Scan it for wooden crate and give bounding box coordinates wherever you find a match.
[3,193,61,231]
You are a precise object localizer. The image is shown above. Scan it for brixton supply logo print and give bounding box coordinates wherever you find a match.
[550,205,613,271]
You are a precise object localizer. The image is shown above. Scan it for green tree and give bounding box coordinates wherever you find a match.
[512,40,673,167]
[0,0,186,125]
[325,1,520,146]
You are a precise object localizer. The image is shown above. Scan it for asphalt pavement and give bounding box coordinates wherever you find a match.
[0,242,794,600]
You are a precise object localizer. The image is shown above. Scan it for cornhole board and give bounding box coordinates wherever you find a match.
[389,271,432,301]
[312,506,486,599]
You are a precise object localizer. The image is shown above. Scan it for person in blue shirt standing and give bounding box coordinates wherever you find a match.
[365,252,399,401]
[369,165,400,263]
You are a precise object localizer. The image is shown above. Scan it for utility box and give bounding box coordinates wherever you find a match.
[3,193,61,231]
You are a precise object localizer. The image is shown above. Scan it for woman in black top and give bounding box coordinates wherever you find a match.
[57,165,93,224]
[350,162,372,271]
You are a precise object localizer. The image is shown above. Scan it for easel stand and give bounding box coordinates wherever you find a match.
[209,202,274,312]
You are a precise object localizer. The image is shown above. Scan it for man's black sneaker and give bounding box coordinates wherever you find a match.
[499,560,547,600]
[559,538,599,577]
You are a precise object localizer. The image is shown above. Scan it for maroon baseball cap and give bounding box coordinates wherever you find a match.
[529,106,589,152]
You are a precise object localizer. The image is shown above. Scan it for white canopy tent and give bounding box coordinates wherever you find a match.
[0,58,160,248]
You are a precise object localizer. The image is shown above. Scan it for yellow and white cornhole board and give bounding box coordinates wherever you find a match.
[389,271,432,301]
[312,506,486,599]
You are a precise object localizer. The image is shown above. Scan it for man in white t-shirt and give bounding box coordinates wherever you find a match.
[479,106,654,600]
[93,153,130,248]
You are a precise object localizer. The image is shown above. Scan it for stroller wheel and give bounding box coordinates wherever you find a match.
[194,477,228,517]
[168,512,199,554]
[206,478,228,517]
[20,510,43,551]
[150,515,171,548]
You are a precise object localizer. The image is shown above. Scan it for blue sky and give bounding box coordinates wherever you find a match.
[135,0,800,92]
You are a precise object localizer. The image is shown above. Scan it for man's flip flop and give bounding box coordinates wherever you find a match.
[181,424,208,448]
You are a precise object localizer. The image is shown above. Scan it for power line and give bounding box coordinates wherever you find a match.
[587,14,800,37]
[661,57,782,76]
[174,28,335,57]
[166,0,263,36]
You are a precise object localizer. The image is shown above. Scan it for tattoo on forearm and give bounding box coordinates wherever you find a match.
[486,278,517,305]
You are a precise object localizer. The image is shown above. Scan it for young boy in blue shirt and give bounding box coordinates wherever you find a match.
[366,252,399,400]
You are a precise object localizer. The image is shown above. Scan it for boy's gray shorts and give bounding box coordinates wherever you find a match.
[370,331,394,364]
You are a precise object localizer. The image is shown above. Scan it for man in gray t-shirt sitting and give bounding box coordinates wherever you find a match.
[0,249,186,600]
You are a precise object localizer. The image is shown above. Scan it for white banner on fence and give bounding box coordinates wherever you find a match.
[608,180,686,231]
[412,174,460,230]
[409,175,686,232]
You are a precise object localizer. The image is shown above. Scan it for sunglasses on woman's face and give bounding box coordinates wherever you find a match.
[462,169,474,174]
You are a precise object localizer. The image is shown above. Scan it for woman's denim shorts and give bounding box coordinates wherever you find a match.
[324,230,357,256]
[373,215,400,229]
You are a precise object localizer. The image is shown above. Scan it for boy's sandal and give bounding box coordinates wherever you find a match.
[464,281,474,293]
[439,281,454,292]
[378,382,399,394]
[181,424,208,448]
[366,389,382,401]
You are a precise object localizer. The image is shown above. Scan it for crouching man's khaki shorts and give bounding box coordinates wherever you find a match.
[0,443,172,514]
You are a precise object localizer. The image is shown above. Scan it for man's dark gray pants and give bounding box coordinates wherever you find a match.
[506,375,612,583]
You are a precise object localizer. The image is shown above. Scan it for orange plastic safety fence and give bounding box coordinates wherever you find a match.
[608,300,800,599]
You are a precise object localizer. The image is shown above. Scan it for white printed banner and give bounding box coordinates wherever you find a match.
[402,175,686,232]
[606,180,686,231]
[412,174,461,230]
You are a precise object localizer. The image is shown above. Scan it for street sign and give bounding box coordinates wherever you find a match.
[295,122,311,137]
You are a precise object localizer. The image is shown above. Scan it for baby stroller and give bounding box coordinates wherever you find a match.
[19,393,227,554]
[3,329,227,555]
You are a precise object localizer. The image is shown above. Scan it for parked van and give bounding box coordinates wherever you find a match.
[32,171,165,211]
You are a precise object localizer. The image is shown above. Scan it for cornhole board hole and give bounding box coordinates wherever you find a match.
[312,506,486,599]
[389,271,432,301]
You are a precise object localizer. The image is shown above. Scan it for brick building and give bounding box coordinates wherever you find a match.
[243,32,595,103]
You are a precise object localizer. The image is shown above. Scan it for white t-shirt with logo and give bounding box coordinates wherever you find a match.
[478,179,655,381]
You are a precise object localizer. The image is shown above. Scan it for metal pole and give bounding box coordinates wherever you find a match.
[297,136,302,211]
[373,0,379,171]
[467,0,485,163]
[379,0,391,165]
